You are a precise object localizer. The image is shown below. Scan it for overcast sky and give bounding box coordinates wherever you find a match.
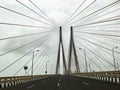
[0,0,120,77]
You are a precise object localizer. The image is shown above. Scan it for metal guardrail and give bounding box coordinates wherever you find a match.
[0,75,53,88]
[73,71,120,84]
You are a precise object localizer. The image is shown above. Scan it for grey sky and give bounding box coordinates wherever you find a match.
[0,0,120,77]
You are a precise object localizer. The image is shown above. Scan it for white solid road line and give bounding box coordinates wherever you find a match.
[27,84,36,89]
[82,82,89,86]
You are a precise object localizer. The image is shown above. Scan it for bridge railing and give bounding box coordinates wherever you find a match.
[0,75,53,88]
[73,71,120,84]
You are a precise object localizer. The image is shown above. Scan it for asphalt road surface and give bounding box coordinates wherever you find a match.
[2,75,120,90]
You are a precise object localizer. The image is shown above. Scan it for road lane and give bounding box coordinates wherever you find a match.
[1,75,120,90]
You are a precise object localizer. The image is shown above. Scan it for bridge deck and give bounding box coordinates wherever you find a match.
[1,75,120,90]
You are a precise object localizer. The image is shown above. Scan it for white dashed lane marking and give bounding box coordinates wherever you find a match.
[41,81,46,83]
[57,83,60,87]
[82,82,89,86]
[75,78,78,81]
[59,79,61,82]
[27,84,36,89]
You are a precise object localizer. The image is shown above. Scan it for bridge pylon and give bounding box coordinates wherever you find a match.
[56,26,67,74]
[68,26,80,74]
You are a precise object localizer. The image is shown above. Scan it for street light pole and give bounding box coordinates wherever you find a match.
[31,51,34,76]
[83,49,88,73]
[79,48,88,73]
[45,61,50,74]
[116,61,119,71]
[31,50,39,76]
[89,59,92,72]
[51,63,53,74]
[112,47,118,71]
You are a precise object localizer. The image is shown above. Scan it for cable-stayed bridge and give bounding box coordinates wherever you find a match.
[0,0,120,90]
